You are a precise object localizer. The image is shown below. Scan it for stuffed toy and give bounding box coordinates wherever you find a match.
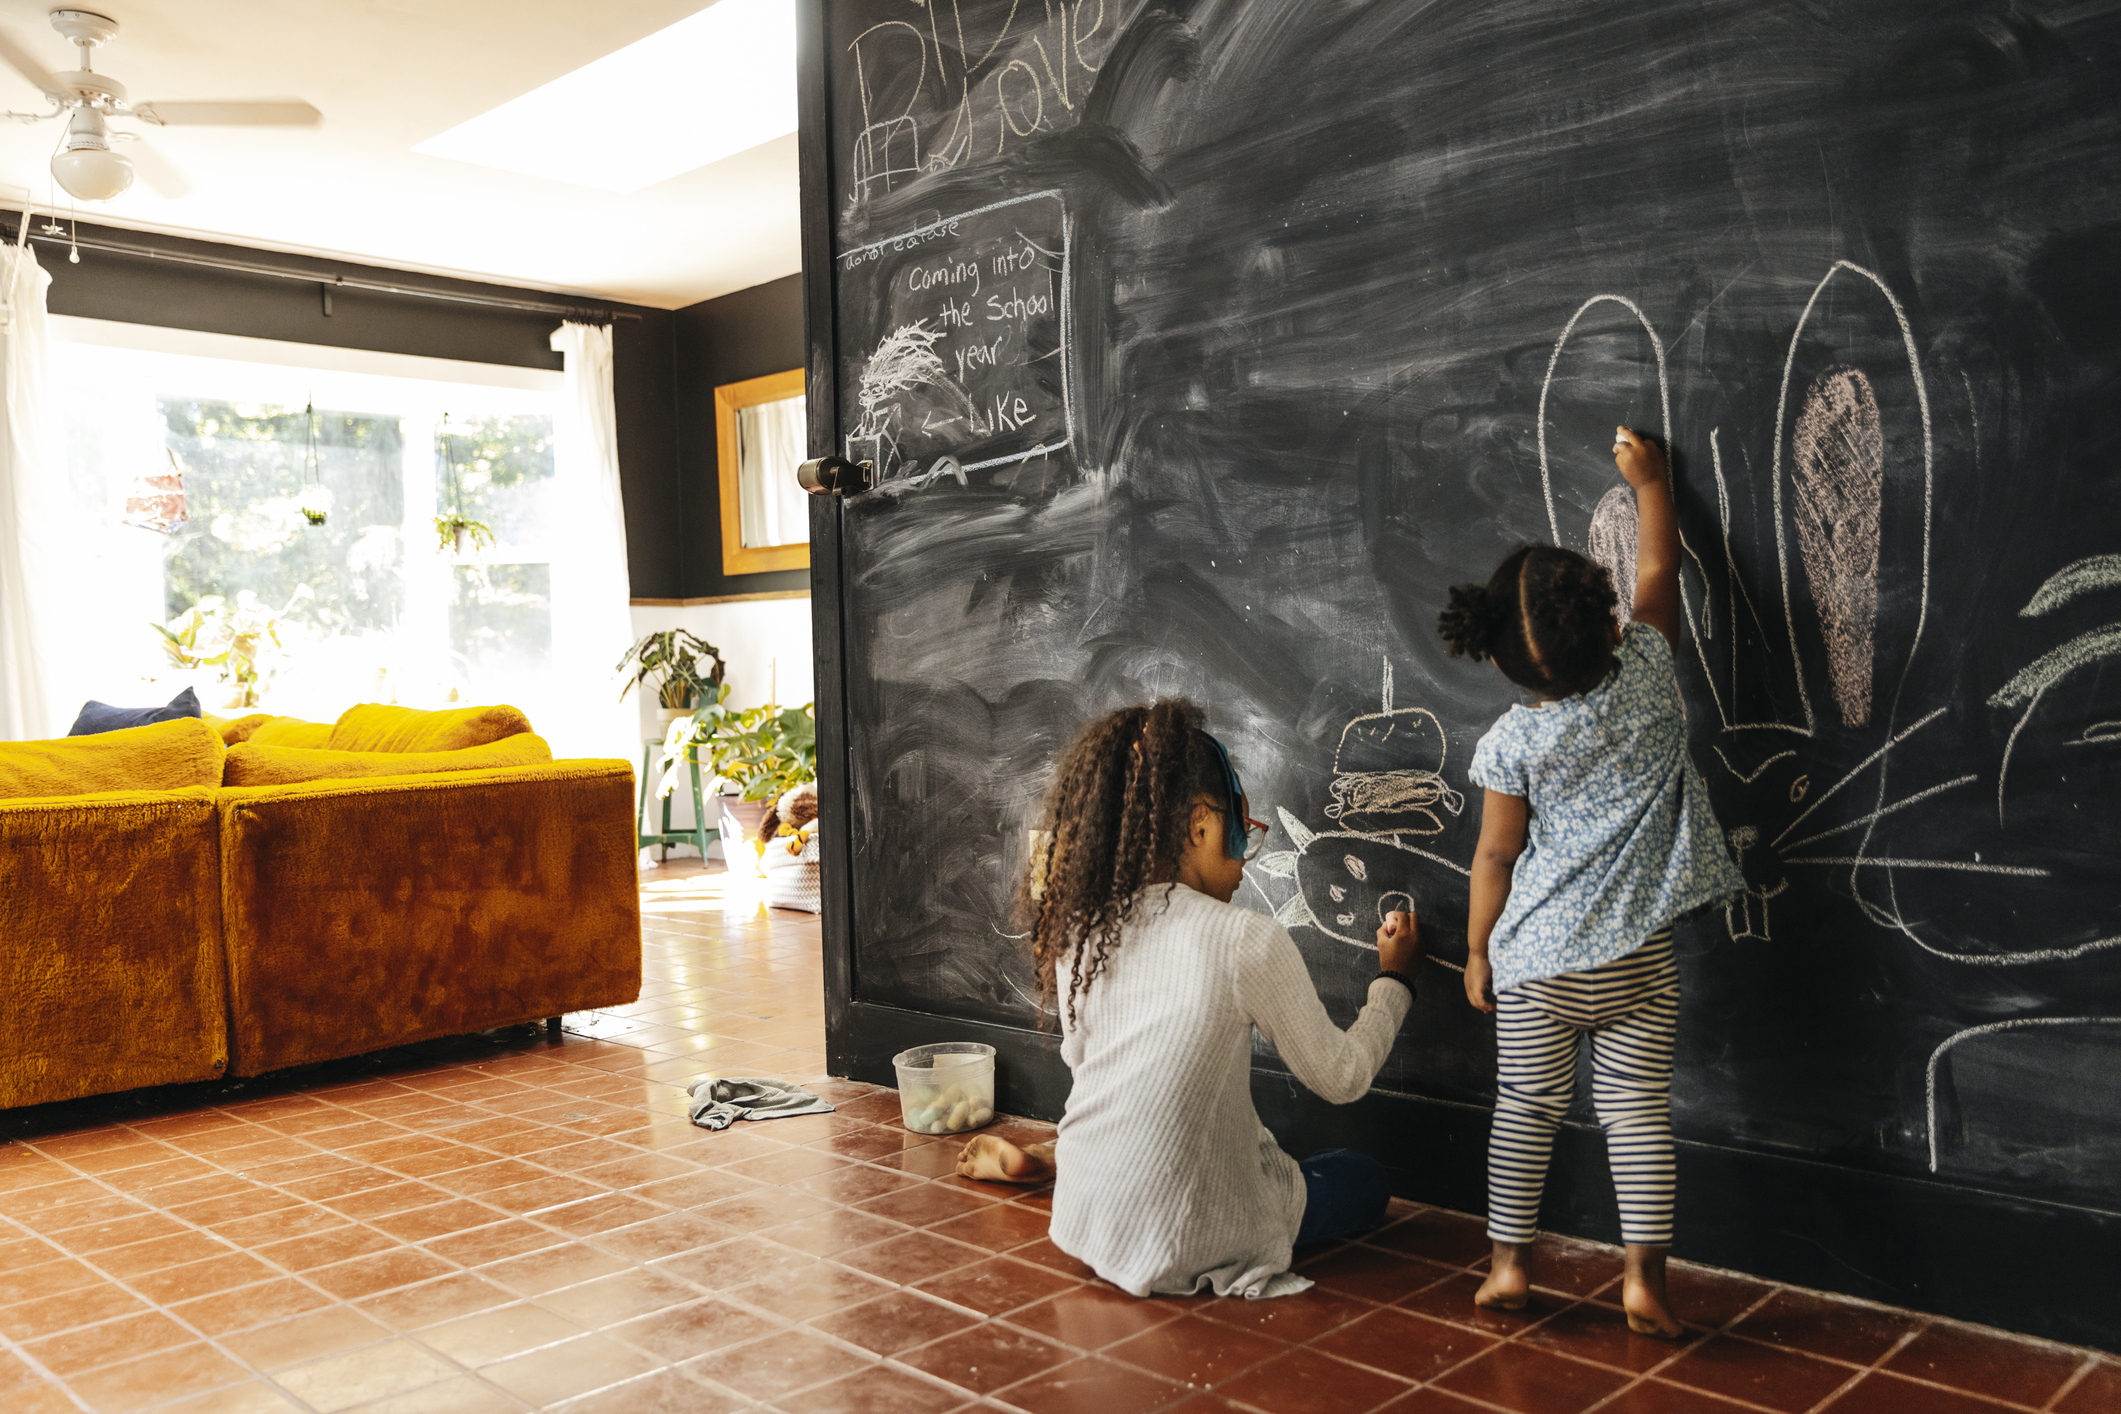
[759,780,819,855]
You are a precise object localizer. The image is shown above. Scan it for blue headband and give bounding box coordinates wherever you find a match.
[1199,731,1249,860]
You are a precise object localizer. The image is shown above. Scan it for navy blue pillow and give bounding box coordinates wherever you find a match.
[68,687,204,736]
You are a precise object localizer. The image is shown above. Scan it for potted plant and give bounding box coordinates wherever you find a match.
[152,586,312,711]
[661,686,816,868]
[617,629,727,724]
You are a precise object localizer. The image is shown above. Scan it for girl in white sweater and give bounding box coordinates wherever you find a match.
[959,698,1424,1298]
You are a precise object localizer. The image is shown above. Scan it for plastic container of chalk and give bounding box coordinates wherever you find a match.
[892,1042,997,1135]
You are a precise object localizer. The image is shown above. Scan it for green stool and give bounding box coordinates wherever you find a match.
[638,740,718,862]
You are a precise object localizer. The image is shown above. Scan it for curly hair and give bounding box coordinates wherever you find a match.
[1019,698,1232,1028]
[1438,544,1621,697]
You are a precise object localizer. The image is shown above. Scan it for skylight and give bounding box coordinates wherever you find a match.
[414,0,797,193]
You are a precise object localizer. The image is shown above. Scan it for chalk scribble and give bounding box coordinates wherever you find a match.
[1792,367,1884,728]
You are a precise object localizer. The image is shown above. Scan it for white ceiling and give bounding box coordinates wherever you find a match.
[0,0,801,309]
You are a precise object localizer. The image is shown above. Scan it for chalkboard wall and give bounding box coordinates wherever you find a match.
[801,0,2121,1348]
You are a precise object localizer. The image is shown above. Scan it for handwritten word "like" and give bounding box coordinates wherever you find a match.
[966,392,1034,436]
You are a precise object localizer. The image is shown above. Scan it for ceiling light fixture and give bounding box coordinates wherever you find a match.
[2,8,322,204]
[413,0,797,193]
[51,105,132,201]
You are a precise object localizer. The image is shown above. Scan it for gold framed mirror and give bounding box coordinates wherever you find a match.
[715,368,810,575]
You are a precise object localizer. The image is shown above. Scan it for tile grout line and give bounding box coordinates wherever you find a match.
[141,1068,852,1410]
[18,889,2109,1414]
[2044,1353,2099,1411]
[6,1056,779,1411]
[1560,1274,1788,1414]
[0,895,822,1409]
[10,1093,633,1414]
[0,1300,96,1413]
[6,1157,414,1414]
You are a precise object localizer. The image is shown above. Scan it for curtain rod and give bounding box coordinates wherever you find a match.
[7,219,640,323]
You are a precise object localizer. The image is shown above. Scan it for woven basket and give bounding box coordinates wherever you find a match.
[761,833,822,913]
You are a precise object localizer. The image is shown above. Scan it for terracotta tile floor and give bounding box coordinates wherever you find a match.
[2,861,2114,1413]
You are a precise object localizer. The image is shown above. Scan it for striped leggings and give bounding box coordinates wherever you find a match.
[1487,929,1678,1247]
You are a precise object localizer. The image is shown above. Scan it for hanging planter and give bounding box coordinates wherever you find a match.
[435,513,495,556]
[433,413,494,558]
[299,398,332,526]
[122,446,190,535]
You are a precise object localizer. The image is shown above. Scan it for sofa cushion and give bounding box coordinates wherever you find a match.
[0,717,226,800]
[247,717,334,748]
[67,687,202,736]
[208,712,272,744]
[329,702,533,753]
[224,733,553,786]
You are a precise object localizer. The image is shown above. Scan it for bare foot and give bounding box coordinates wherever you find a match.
[1622,1244,1684,1339]
[1474,1240,1531,1311]
[956,1135,1055,1185]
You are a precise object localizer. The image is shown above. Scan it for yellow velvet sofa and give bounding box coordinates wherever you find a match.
[0,708,641,1110]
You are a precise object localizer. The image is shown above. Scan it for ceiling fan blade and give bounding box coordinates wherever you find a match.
[0,27,65,101]
[124,136,192,199]
[132,100,322,127]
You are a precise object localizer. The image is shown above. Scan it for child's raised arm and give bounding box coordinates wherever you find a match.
[1615,427,1680,644]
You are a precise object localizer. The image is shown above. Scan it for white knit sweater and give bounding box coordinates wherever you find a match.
[1048,883,1412,1298]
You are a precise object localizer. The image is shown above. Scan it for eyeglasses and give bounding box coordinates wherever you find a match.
[1238,814,1270,862]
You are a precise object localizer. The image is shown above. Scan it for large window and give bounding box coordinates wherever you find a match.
[52,320,566,725]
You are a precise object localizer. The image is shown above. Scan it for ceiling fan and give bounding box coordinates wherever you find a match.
[0,7,320,202]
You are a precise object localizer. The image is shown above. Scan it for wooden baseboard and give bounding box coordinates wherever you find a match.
[630,591,812,606]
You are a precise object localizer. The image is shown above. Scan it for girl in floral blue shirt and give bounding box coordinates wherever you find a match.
[1438,427,1742,1338]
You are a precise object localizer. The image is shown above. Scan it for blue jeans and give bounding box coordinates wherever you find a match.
[1295,1149,1393,1246]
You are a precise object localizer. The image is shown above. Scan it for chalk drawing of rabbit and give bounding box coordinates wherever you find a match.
[1555,264,2121,1184]
[1251,261,2120,1192]
[1249,661,1476,978]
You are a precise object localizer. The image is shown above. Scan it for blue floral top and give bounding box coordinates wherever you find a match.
[1467,625,1743,993]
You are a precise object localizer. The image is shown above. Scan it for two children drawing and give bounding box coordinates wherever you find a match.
[961,427,1741,1330]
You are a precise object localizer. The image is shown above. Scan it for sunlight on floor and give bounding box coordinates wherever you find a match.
[636,857,777,919]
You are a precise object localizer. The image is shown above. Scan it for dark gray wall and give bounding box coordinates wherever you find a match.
[673,273,808,598]
[30,219,687,601]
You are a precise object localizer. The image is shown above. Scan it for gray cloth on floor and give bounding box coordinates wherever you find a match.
[687,1076,835,1131]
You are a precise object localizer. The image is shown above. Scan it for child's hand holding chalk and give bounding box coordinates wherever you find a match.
[1613,426,1665,488]
[1376,909,1422,976]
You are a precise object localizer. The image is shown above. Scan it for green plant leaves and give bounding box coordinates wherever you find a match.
[617,629,727,705]
[658,684,817,802]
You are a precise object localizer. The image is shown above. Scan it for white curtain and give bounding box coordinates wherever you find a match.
[547,321,638,763]
[0,229,61,741]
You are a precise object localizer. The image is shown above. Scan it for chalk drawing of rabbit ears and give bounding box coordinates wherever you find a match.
[1535,265,2040,947]
[1531,264,2121,1176]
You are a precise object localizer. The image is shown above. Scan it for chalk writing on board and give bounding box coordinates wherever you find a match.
[843,1,1135,202]
[839,191,1072,488]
